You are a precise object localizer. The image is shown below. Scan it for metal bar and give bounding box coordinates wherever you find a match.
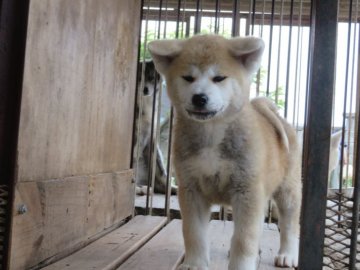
[0,1,30,268]
[131,0,146,219]
[231,0,240,37]
[349,4,360,268]
[299,0,338,269]
[194,0,201,34]
[265,0,275,97]
[215,0,220,34]
[284,0,294,118]
[251,0,256,35]
[164,0,182,219]
[163,0,169,37]
[164,108,174,219]
[145,0,163,215]
[245,0,252,36]
[339,0,353,194]
[295,24,305,129]
[275,0,284,105]
[139,1,152,215]
[292,0,304,125]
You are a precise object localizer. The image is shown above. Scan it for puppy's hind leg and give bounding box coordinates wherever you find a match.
[177,185,211,270]
[273,177,302,268]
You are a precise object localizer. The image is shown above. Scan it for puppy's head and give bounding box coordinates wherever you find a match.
[148,35,264,122]
[138,60,160,97]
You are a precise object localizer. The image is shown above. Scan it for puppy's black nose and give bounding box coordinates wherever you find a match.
[192,94,208,108]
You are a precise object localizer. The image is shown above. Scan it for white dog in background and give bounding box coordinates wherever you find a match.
[149,35,302,270]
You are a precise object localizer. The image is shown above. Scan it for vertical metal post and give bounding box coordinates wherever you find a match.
[349,16,360,270]
[214,0,220,34]
[164,0,182,219]
[284,0,294,118]
[231,0,240,37]
[0,1,30,269]
[299,1,338,269]
[251,0,256,35]
[194,0,202,34]
[265,0,275,97]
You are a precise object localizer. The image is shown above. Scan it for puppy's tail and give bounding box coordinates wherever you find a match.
[251,97,289,152]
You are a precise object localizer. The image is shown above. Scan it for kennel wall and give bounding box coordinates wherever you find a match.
[0,0,141,269]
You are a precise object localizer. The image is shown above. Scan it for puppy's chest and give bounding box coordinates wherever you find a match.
[178,129,248,199]
[188,146,232,195]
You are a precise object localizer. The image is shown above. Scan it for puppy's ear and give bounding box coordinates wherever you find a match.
[228,37,265,76]
[148,39,185,75]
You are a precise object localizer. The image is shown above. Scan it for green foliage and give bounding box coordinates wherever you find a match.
[256,67,285,109]
[140,30,156,60]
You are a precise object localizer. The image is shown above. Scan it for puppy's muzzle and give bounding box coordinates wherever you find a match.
[192,93,208,108]
[187,93,219,120]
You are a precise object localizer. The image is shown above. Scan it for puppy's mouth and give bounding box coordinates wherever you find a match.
[186,109,218,120]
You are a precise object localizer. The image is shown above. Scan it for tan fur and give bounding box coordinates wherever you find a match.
[149,34,302,270]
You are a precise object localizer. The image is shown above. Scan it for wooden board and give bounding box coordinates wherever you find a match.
[258,224,291,270]
[17,0,140,182]
[10,170,134,270]
[117,219,185,270]
[38,217,293,270]
[117,219,291,270]
[207,221,292,270]
[208,220,232,270]
[42,216,167,270]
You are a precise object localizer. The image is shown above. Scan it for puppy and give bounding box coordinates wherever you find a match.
[133,60,176,195]
[149,35,302,270]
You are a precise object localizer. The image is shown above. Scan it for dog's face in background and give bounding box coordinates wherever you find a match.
[137,60,160,119]
[149,35,264,122]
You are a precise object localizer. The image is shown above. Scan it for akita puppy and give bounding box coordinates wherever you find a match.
[148,35,302,270]
[134,60,176,195]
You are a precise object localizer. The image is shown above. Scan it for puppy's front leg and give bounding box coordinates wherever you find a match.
[229,191,264,270]
[177,185,211,270]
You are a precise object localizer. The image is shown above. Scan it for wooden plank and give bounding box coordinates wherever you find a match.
[17,0,140,182]
[207,220,292,270]
[42,216,167,270]
[10,170,134,270]
[117,219,185,270]
[117,219,289,270]
[208,220,232,270]
[258,224,288,270]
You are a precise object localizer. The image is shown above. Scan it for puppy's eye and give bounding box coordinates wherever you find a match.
[182,75,195,83]
[212,76,227,83]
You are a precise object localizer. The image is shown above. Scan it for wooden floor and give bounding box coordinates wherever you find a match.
[43,215,292,270]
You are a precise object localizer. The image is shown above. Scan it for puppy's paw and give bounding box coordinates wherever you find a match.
[177,264,208,270]
[274,253,298,268]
